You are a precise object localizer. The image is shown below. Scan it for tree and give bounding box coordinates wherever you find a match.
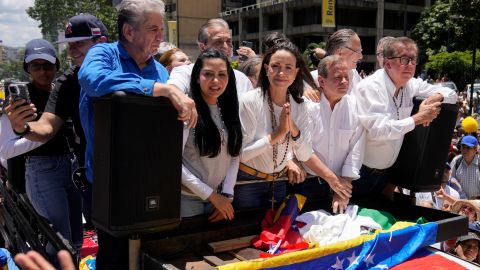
[412,0,480,62]
[425,50,480,90]
[27,0,118,43]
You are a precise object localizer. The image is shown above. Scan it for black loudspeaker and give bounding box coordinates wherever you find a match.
[389,97,458,192]
[92,92,182,237]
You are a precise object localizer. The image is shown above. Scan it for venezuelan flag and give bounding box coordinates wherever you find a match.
[219,221,437,270]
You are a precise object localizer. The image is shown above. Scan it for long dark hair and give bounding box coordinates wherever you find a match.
[190,48,242,158]
[258,41,305,104]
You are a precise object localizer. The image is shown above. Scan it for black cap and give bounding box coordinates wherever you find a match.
[23,38,59,72]
[56,13,108,43]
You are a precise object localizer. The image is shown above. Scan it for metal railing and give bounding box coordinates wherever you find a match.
[220,0,291,17]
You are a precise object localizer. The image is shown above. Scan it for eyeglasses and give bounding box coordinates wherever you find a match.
[343,46,363,55]
[29,62,56,72]
[460,205,475,212]
[388,56,417,66]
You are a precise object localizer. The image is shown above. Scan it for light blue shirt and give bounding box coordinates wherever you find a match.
[78,42,169,182]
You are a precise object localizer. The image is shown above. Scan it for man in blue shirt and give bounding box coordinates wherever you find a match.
[78,0,196,268]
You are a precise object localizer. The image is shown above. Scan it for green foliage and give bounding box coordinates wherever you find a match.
[302,42,325,69]
[27,0,118,43]
[426,50,480,90]
[0,60,29,82]
[412,0,480,56]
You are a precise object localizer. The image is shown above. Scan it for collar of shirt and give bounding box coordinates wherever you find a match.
[382,69,399,98]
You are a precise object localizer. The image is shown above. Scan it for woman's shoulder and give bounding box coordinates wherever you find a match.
[240,88,263,104]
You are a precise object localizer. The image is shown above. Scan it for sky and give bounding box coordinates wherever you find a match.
[0,0,42,48]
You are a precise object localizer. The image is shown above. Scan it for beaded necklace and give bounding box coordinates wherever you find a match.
[267,91,291,170]
[392,89,404,120]
[216,101,226,146]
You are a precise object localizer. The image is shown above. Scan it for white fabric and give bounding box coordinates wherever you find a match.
[167,63,253,98]
[0,114,43,160]
[353,69,458,169]
[403,185,460,209]
[239,88,313,174]
[304,94,365,179]
[296,205,381,245]
[310,69,362,95]
[181,104,239,200]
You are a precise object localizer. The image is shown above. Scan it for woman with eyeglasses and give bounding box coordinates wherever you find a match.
[3,39,83,262]
[234,41,353,211]
[181,48,242,222]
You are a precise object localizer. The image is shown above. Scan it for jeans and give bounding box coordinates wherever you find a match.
[25,154,83,253]
[180,194,213,217]
[233,170,287,209]
[287,177,331,202]
[352,165,388,197]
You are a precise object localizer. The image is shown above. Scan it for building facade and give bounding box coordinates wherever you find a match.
[222,0,433,72]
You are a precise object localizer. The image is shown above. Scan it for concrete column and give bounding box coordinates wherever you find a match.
[238,13,243,44]
[283,2,287,34]
[259,5,264,52]
[375,0,385,69]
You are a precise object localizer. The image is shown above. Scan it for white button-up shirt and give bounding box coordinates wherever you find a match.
[304,94,365,179]
[353,69,458,169]
[239,88,313,174]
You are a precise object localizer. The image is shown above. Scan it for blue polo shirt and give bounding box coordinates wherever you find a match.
[78,42,169,182]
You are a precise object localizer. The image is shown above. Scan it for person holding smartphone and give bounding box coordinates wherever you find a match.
[4,39,83,266]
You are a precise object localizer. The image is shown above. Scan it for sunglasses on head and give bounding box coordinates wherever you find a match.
[72,167,89,192]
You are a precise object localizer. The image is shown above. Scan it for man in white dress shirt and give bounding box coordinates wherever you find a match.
[303,55,365,213]
[352,37,458,197]
[307,29,363,100]
[167,18,253,96]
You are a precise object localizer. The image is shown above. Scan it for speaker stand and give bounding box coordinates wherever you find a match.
[129,234,140,270]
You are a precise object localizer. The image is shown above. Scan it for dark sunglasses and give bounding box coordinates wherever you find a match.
[29,62,56,72]
[72,167,90,192]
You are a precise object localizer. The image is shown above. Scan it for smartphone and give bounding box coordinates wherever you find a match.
[7,83,30,103]
[241,40,253,48]
[239,41,254,61]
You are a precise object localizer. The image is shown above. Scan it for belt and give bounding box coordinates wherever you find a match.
[363,165,388,176]
[239,163,288,181]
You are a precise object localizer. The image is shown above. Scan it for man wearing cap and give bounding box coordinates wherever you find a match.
[450,135,480,198]
[6,13,109,230]
[4,38,83,260]
[78,0,195,268]
[451,232,480,263]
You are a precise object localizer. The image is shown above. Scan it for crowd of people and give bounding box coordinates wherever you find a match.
[2,0,479,268]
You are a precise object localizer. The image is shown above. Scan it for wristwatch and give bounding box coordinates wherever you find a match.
[220,192,234,200]
[14,123,30,137]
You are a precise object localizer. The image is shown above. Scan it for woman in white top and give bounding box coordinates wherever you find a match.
[181,48,242,222]
[236,41,352,210]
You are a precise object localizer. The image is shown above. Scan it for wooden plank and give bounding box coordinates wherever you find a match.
[203,256,239,266]
[185,261,215,270]
[230,248,262,261]
[208,235,255,253]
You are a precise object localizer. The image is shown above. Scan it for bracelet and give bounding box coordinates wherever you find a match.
[291,130,301,141]
[13,123,30,137]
